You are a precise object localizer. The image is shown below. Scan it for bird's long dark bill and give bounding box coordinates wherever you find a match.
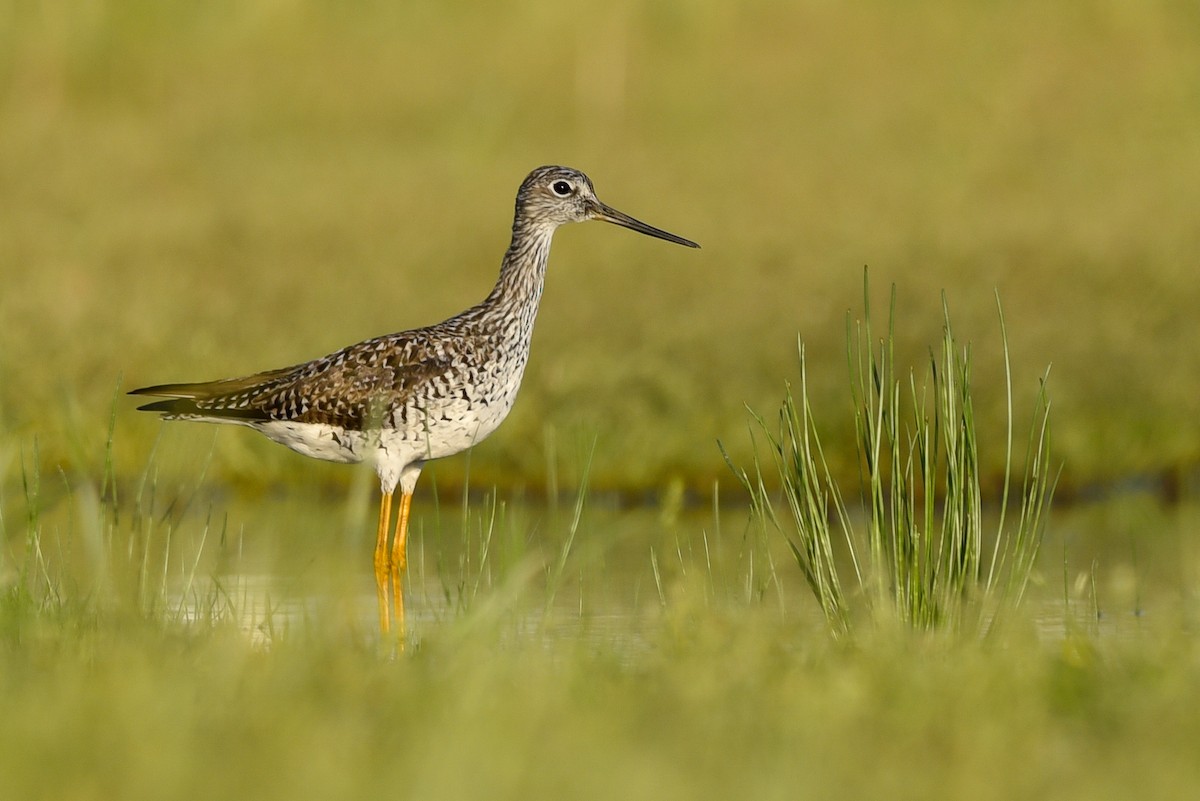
[594,202,700,248]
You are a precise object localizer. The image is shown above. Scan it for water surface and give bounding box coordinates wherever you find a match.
[158,489,1198,645]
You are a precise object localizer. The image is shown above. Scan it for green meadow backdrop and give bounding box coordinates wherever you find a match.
[3,0,1198,499]
[4,5,1200,801]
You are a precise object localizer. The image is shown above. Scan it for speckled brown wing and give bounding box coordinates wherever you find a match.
[262,338,455,430]
[131,334,455,430]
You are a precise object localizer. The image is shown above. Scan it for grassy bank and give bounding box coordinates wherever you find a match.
[3,608,1200,801]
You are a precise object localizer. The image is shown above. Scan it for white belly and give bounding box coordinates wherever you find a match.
[257,420,368,463]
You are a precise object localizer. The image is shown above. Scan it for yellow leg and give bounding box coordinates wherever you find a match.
[374,490,394,635]
[390,491,413,634]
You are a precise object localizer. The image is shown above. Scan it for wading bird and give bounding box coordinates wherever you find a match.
[131,165,699,636]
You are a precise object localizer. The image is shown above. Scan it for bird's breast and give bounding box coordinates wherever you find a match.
[388,347,529,459]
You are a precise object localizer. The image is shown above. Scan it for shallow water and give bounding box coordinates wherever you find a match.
[152,488,1199,646]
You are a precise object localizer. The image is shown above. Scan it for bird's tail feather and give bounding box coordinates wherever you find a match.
[129,366,295,421]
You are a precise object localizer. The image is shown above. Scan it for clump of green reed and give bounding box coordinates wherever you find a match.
[728,277,1057,636]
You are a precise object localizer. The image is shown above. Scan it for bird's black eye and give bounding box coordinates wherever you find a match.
[551,180,574,196]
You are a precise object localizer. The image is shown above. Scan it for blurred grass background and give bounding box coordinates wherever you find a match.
[2,0,1199,496]
[5,7,1200,798]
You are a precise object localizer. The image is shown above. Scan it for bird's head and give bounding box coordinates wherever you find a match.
[515,165,699,249]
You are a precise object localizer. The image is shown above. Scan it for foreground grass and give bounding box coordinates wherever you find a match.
[2,582,1199,801]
